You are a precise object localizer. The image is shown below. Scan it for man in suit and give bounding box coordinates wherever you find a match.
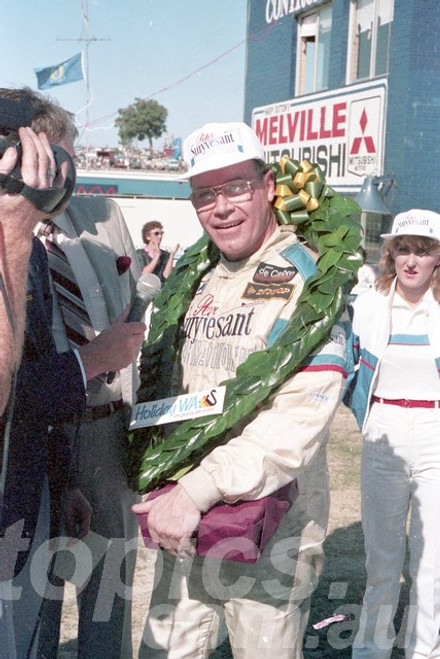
[1,236,90,659]
[0,96,146,657]
[0,127,58,416]
[1,87,145,658]
[43,196,142,659]
[0,124,85,659]
[2,229,144,659]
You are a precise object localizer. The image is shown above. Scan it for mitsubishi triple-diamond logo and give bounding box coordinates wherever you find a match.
[350,109,376,155]
[347,95,382,176]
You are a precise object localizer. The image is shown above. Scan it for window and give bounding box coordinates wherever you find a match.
[296,4,332,96]
[347,0,394,83]
[361,212,392,264]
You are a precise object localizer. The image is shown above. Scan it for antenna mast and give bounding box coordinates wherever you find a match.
[57,0,110,167]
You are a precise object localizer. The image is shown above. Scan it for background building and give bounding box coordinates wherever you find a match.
[244,0,440,262]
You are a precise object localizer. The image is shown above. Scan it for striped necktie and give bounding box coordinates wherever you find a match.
[41,222,96,349]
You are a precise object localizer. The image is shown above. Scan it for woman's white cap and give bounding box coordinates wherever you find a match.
[181,122,264,179]
[380,208,440,241]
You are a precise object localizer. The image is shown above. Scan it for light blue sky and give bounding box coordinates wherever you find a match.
[2,0,248,148]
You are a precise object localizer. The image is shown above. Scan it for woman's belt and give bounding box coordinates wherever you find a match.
[372,396,440,409]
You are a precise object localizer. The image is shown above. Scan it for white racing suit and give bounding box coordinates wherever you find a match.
[140,226,350,659]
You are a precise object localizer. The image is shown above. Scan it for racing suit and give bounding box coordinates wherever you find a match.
[141,226,350,659]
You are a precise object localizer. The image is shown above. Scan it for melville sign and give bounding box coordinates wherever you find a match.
[252,79,388,192]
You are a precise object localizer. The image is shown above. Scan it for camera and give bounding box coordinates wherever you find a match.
[0,96,33,178]
[0,96,76,213]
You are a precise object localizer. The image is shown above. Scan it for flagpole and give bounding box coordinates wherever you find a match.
[57,0,109,169]
[83,2,91,169]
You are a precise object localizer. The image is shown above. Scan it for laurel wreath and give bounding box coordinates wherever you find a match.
[127,157,363,494]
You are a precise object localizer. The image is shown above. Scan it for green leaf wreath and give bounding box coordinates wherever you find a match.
[127,157,363,494]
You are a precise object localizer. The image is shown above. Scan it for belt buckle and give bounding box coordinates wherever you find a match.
[403,399,411,408]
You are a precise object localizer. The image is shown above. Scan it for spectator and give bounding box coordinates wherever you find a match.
[0,121,89,659]
[0,87,146,659]
[1,236,91,659]
[136,220,179,284]
[349,209,440,657]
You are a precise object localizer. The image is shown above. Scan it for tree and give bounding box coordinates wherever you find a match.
[115,98,168,149]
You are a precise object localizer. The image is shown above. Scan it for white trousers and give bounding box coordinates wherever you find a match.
[139,454,330,659]
[352,402,440,658]
[139,546,318,659]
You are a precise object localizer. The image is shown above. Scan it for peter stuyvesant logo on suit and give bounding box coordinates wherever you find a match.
[184,260,297,342]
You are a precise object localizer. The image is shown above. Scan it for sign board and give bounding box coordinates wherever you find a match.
[252,79,388,192]
[265,0,325,22]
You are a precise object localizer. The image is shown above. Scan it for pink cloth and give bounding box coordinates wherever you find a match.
[135,480,298,563]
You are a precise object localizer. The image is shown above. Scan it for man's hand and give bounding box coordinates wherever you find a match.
[17,127,57,190]
[63,487,92,540]
[0,127,63,230]
[78,307,146,381]
[132,484,201,559]
[0,127,56,190]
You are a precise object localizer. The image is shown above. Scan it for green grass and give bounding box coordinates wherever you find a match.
[327,404,362,491]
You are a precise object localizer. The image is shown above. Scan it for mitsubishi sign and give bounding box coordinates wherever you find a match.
[252,79,388,193]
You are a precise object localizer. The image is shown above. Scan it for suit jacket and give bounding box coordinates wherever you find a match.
[1,238,85,574]
[52,195,141,406]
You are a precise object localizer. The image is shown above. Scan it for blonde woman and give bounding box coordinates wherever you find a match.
[349,209,440,657]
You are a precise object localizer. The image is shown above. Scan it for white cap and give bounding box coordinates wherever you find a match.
[380,208,440,241]
[181,121,264,178]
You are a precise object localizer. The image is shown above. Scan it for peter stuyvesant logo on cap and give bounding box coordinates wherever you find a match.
[395,215,433,234]
[190,129,243,166]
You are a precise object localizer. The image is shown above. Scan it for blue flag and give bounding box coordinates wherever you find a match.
[34,53,84,90]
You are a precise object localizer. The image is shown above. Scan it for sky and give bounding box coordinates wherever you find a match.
[1,0,248,149]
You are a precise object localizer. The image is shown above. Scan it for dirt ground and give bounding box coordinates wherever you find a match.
[57,405,408,657]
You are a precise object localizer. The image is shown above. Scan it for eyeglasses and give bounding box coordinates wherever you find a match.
[190,178,261,210]
[151,230,164,236]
